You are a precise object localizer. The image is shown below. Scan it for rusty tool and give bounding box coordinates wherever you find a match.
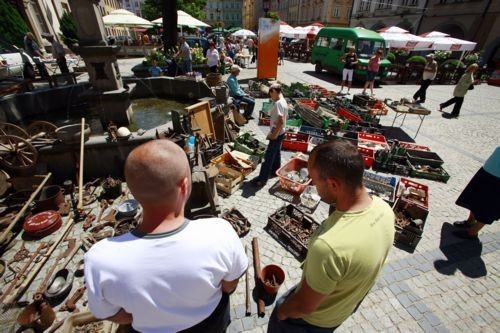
[0,172,52,245]
[77,118,86,210]
[245,245,251,316]
[16,293,55,331]
[33,239,77,298]
[0,242,49,304]
[59,285,86,312]
[252,237,265,318]
[6,218,74,305]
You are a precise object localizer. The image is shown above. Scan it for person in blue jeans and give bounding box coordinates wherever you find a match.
[252,84,288,187]
[226,65,255,120]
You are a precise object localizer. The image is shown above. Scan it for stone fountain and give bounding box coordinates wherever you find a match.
[68,0,135,128]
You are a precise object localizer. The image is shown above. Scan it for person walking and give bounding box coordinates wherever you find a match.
[362,49,383,96]
[339,46,358,95]
[226,65,255,120]
[413,53,437,104]
[251,84,288,187]
[267,140,394,332]
[175,36,192,74]
[439,63,479,119]
[206,41,220,73]
[452,146,500,239]
[85,140,248,332]
[42,33,69,74]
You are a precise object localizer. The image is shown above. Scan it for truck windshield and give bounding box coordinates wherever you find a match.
[357,40,385,59]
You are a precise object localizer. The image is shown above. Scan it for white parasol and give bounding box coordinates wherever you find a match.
[102,9,154,28]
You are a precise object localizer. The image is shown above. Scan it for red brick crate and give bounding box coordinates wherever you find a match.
[336,107,362,123]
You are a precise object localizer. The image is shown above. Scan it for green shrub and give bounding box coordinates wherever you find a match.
[407,55,426,65]
[464,53,479,66]
[441,59,465,69]
[386,53,395,63]
[0,0,29,47]
[433,50,451,64]
[59,11,79,46]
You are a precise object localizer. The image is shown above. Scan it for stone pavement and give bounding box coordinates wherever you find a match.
[117,58,500,332]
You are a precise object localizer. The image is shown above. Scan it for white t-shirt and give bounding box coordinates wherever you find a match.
[270,97,288,136]
[422,60,437,80]
[206,48,220,67]
[84,218,248,333]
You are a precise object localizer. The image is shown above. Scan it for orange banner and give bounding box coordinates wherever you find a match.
[257,18,280,79]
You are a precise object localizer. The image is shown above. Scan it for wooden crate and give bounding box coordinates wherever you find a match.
[215,164,244,195]
[185,101,215,137]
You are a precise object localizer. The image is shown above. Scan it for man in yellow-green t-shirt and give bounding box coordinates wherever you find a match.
[268,140,395,332]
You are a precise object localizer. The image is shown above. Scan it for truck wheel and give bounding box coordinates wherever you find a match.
[315,62,323,73]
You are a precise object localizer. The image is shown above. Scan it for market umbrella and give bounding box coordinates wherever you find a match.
[227,27,243,33]
[212,27,228,33]
[102,9,154,28]
[419,31,449,38]
[302,25,322,39]
[280,24,294,36]
[377,26,409,34]
[379,31,434,51]
[232,29,257,38]
[309,22,324,27]
[419,34,477,51]
[152,11,210,28]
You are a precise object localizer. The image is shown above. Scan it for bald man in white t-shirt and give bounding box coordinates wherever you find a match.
[85,140,248,333]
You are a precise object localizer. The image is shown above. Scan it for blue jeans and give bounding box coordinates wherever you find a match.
[257,133,285,183]
[182,59,192,74]
[233,95,255,118]
[268,288,338,333]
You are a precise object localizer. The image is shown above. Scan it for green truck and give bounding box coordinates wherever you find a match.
[311,27,391,80]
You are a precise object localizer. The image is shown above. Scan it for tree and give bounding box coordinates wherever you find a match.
[0,0,29,48]
[59,11,79,46]
[162,0,177,51]
[141,0,207,21]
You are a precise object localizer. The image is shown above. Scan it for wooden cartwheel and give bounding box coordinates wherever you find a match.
[0,121,57,171]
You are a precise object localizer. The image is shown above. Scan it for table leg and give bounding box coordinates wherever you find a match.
[414,115,426,139]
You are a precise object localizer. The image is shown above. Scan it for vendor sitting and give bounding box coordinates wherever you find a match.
[148,60,162,77]
[226,65,255,120]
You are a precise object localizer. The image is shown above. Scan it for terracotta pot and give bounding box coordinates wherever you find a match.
[261,264,285,295]
[35,185,64,212]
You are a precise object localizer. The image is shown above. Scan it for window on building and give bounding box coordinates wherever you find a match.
[409,0,418,5]
[377,0,385,9]
[386,0,393,8]
[210,13,214,20]
[330,37,343,50]
[29,0,50,34]
[439,0,447,3]
[359,0,371,11]
[333,7,340,17]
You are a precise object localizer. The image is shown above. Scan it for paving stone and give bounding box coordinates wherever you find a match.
[424,312,442,327]
[407,305,424,321]
[228,319,244,333]
[396,293,412,308]
[241,316,256,330]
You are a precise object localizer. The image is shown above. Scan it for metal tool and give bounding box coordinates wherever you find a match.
[59,286,86,312]
[245,245,251,316]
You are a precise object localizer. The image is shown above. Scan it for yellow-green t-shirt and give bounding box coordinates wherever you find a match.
[301,196,395,328]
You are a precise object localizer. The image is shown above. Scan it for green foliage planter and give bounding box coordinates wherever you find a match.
[407,56,426,65]
[441,59,465,70]
[386,53,395,63]
[0,0,29,47]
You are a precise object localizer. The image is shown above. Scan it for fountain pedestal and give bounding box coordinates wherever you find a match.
[69,0,135,127]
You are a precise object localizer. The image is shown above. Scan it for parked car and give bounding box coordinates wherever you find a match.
[0,44,34,79]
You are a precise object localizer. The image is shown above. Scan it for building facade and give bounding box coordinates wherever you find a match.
[350,0,425,33]
[205,0,244,28]
[121,0,143,17]
[419,0,500,65]
[9,0,122,51]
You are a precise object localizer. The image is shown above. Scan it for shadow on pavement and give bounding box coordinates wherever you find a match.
[433,222,487,278]
[241,179,261,198]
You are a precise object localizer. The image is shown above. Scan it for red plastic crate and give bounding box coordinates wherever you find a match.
[398,178,429,209]
[297,99,319,110]
[276,158,313,194]
[363,156,374,169]
[399,142,431,152]
[282,132,309,152]
[336,107,362,123]
[358,132,387,144]
[357,146,375,158]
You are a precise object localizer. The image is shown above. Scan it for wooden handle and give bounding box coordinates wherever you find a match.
[77,118,85,209]
[0,172,52,244]
[245,245,251,316]
[252,237,265,317]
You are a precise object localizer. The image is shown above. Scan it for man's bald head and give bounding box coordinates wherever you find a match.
[125,140,190,207]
